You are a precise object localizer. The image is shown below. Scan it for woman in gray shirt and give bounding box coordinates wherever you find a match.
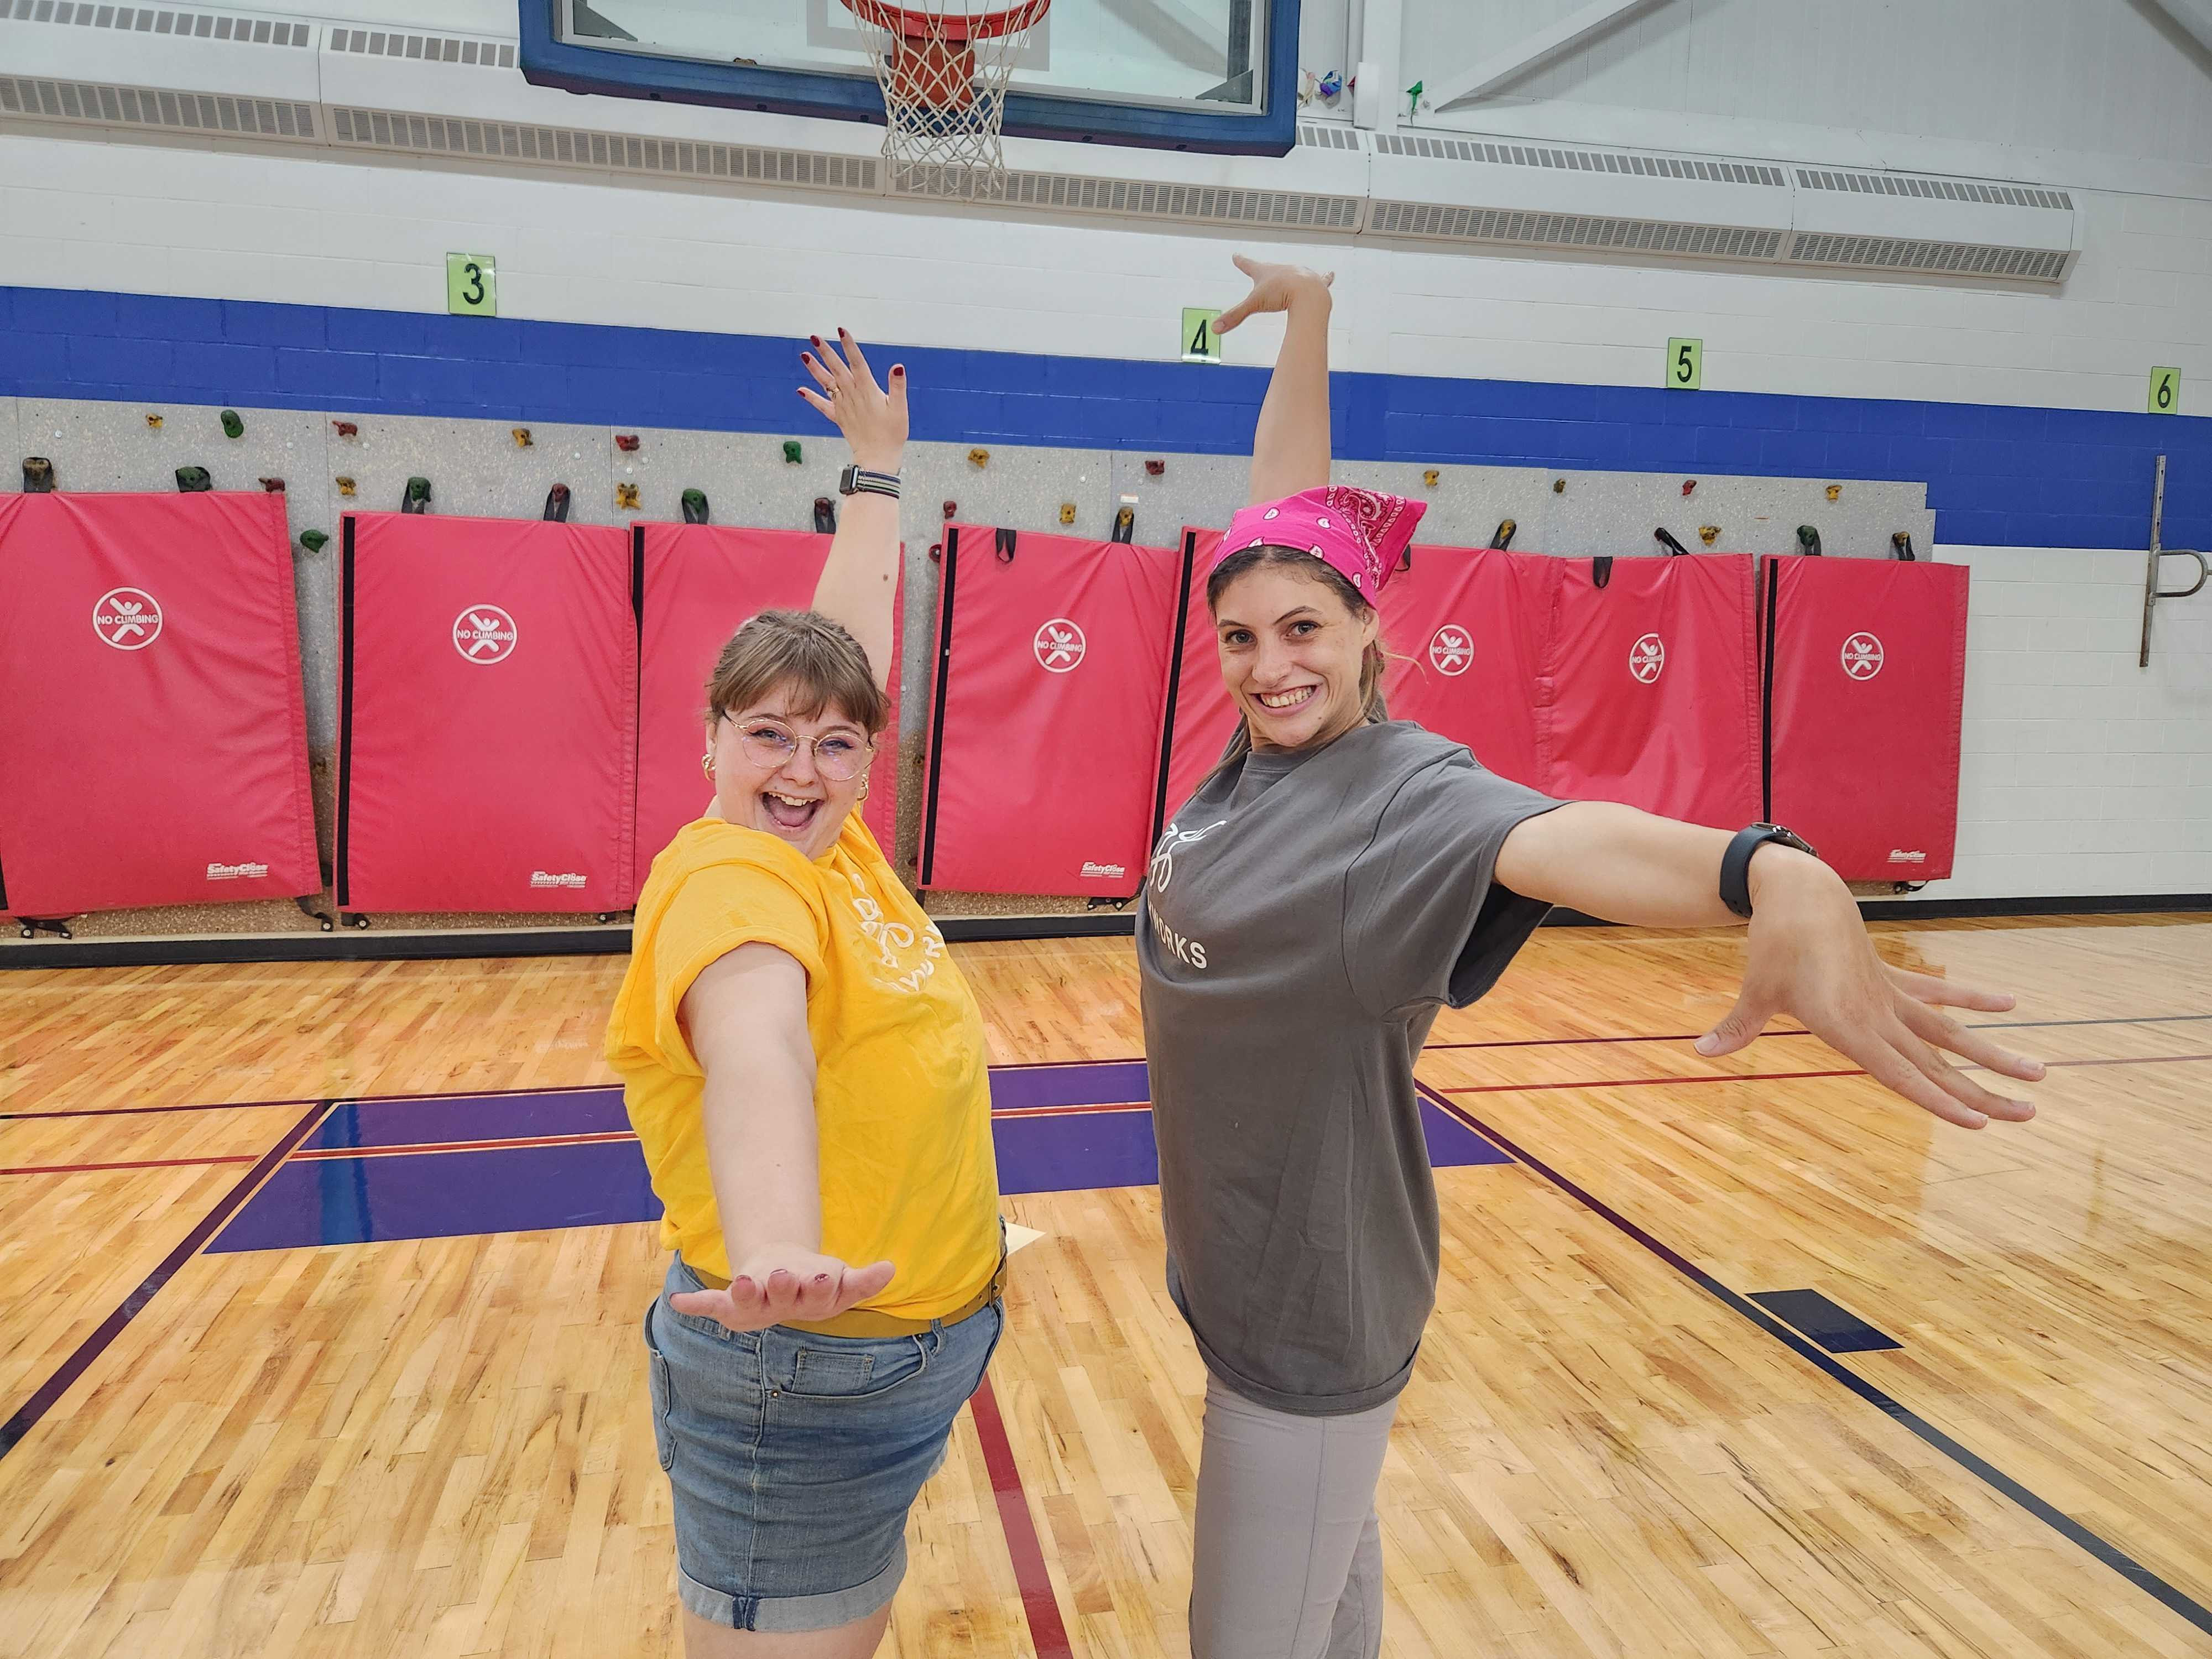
[1137,255,2047,1659]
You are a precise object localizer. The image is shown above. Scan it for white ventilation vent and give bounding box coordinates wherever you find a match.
[2,1,310,44]
[984,169,1363,230]
[1297,121,1360,151]
[1790,233,2069,282]
[1370,199,1783,260]
[0,73,316,137]
[1378,131,1787,189]
[328,26,512,69]
[1797,167,2070,211]
[328,105,875,193]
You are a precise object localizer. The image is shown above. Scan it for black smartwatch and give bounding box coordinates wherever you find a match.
[838,465,900,500]
[1719,823,1818,918]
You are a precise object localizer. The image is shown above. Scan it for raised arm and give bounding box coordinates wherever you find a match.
[798,329,907,691]
[665,943,893,1331]
[1213,253,1335,505]
[1495,801,2047,1130]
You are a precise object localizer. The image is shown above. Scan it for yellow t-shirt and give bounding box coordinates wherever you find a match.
[604,811,1000,1319]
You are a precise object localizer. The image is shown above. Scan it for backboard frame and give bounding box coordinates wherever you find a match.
[517,0,1302,157]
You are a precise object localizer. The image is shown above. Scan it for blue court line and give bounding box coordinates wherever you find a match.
[1420,1084,2212,1638]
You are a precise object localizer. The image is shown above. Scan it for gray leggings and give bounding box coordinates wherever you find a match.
[1188,1375,1400,1659]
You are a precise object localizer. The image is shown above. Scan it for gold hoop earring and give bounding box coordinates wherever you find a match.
[701,750,715,779]
[857,775,871,801]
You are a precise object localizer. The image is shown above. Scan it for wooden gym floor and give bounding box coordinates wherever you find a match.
[2,915,2210,1658]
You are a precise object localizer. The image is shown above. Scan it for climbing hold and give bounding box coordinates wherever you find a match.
[1112,502,1136,544]
[1059,503,1077,525]
[682,488,709,525]
[220,409,244,440]
[614,482,640,510]
[23,457,55,493]
[1405,79,1423,117]
[259,477,285,493]
[782,441,803,464]
[1552,478,1566,494]
[968,447,990,468]
[175,466,212,493]
[813,495,836,534]
[1653,527,1691,556]
[145,413,164,430]
[335,475,357,497]
[1489,518,1516,550]
[1699,525,1720,545]
[1319,69,1342,99]
[401,476,431,514]
[512,427,533,448]
[1681,479,1697,497]
[927,542,943,563]
[942,499,958,521]
[1825,483,1841,502]
[615,434,641,453]
[1796,524,1822,556]
[1145,458,1166,478]
[332,420,358,439]
[298,529,330,554]
[544,483,571,523]
[1423,469,1440,488]
[1891,531,1917,562]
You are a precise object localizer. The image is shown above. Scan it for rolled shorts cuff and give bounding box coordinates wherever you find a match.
[679,1536,907,1633]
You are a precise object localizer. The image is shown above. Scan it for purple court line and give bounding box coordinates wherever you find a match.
[0,1098,334,1463]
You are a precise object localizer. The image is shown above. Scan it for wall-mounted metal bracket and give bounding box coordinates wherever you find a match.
[2141,455,2208,669]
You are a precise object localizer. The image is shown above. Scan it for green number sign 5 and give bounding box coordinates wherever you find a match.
[1667,337,1703,390]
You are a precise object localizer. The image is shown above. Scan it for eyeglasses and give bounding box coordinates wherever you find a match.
[722,716,873,781]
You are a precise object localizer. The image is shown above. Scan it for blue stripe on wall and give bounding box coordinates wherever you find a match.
[4,285,2205,551]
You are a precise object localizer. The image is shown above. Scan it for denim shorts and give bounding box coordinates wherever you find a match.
[644,1254,1005,1632]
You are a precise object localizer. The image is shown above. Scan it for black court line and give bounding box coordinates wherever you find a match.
[0,1099,334,1463]
[1423,1086,2212,1639]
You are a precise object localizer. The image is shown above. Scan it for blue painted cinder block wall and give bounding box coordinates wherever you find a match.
[4,285,2205,551]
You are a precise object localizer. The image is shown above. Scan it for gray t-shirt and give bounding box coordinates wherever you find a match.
[1138,721,1564,1416]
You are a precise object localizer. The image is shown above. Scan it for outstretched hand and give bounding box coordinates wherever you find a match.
[1212,252,1334,336]
[670,1245,896,1333]
[798,328,907,473]
[1695,859,2044,1129]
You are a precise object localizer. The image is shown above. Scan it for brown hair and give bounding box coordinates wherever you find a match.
[704,608,888,735]
[1205,545,1389,762]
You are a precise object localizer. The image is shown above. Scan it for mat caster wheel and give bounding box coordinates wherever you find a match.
[597,912,614,924]
[19,917,71,939]
[294,896,336,932]
[320,917,335,932]
[340,912,370,930]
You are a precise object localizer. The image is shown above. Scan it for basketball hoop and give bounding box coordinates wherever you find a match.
[842,0,1050,200]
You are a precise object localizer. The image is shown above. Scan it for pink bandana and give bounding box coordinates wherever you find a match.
[1213,486,1426,605]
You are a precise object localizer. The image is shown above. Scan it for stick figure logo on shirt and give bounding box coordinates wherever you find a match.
[1427,624,1473,677]
[1841,632,1884,680]
[1628,633,1666,684]
[1149,819,1227,894]
[1034,618,1086,672]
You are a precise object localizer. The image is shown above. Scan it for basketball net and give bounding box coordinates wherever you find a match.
[844,0,1049,200]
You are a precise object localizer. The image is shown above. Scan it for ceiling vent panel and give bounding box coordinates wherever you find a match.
[2,7,320,103]
[1788,165,2080,281]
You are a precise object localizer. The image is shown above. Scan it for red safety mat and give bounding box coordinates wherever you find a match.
[337,513,635,914]
[1537,554,1762,828]
[634,524,905,895]
[920,524,1180,896]
[1152,528,1240,836]
[0,492,317,917]
[1380,545,1558,790]
[1763,556,1969,880]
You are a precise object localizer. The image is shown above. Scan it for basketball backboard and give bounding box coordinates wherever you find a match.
[519,0,1300,155]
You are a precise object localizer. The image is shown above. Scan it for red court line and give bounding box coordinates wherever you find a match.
[1427,1028,1813,1051]
[290,1129,640,1161]
[992,1101,1151,1119]
[0,1152,259,1177]
[968,1375,1074,1659]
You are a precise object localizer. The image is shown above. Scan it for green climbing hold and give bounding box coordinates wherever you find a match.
[782,441,802,465]
[401,476,431,514]
[1405,79,1423,116]
[682,488,709,525]
[299,529,330,553]
[175,466,212,493]
[220,409,243,439]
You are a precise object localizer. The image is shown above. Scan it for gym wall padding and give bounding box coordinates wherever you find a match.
[1152,527,1239,837]
[0,491,319,918]
[337,513,637,914]
[1763,555,1969,880]
[633,524,905,893]
[1379,545,1558,791]
[920,524,1181,897]
[1537,554,1763,829]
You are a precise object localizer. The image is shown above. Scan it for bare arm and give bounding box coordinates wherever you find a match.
[665,942,893,1329]
[798,330,907,692]
[1495,801,2047,1130]
[1212,253,1335,505]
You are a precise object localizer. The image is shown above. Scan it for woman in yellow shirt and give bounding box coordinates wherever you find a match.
[606,332,1002,1658]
